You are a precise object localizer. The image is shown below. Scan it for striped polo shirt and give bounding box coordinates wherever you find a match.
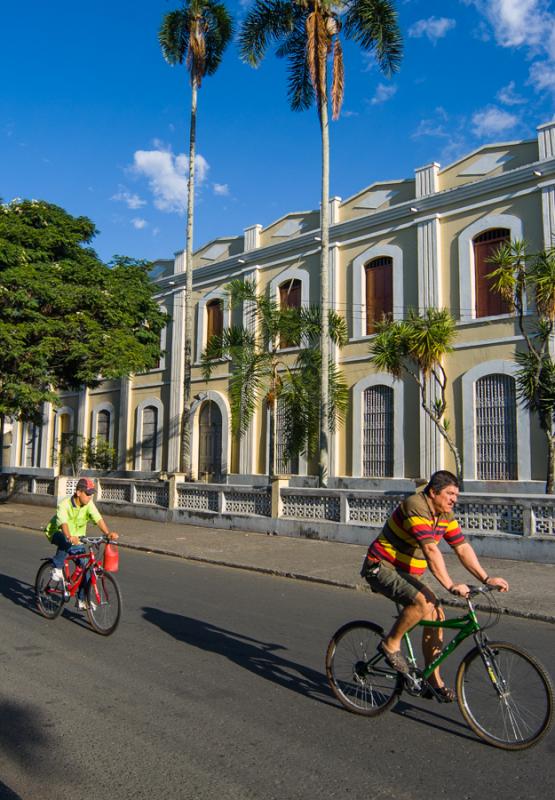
[367,491,465,575]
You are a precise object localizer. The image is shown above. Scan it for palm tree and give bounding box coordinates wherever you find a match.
[239,1,402,485]
[369,308,461,479]
[201,279,348,479]
[488,240,555,492]
[159,1,233,477]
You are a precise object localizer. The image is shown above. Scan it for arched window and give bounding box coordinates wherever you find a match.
[365,256,393,334]
[363,385,394,477]
[279,278,302,348]
[473,228,511,318]
[475,374,517,480]
[97,410,110,444]
[141,406,158,472]
[206,299,224,357]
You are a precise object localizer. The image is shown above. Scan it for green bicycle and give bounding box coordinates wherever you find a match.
[325,586,553,750]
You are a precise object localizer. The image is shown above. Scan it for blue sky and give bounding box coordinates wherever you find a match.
[1,1,555,263]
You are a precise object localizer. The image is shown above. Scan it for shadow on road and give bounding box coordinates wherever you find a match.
[0,780,23,799]
[0,699,52,797]
[0,572,36,612]
[142,606,334,705]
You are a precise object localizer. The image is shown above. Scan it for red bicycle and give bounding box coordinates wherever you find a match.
[35,536,122,635]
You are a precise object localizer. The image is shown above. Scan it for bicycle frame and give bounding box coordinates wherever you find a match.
[403,604,482,680]
[47,546,103,603]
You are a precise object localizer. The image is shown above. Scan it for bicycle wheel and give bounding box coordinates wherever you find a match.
[35,562,64,619]
[456,641,553,750]
[86,572,122,636]
[325,621,403,716]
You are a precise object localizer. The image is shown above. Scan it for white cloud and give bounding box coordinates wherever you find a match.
[408,17,456,43]
[213,183,230,196]
[496,81,527,105]
[132,145,210,214]
[466,1,555,94]
[370,83,397,105]
[131,218,148,230]
[471,105,519,137]
[112,187,147,209]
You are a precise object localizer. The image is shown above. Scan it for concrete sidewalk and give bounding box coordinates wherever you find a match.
[1,501,554,623]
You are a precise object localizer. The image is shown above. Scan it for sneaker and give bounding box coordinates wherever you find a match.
[77,599,87,610]
[51,568,64,582]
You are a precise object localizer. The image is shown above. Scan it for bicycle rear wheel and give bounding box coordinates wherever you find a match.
[456,641,553,750]
[35,562,64,619]
[325,621,403,716]
[86,572,122,636]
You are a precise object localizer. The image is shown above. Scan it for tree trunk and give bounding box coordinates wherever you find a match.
[318,92,330,487]
[180,79,198,477]
[268,396,275,482]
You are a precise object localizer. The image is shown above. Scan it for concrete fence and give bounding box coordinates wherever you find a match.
[1,472,554,563]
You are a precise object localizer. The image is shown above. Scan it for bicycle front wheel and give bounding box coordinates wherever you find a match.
[86,572,122,636]
[456,641,553,750]
[325,621,403,716]
[35,562,64,619]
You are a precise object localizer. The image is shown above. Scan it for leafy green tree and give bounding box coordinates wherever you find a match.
[201,278,348,479]
[239,0,402,484]
[159,1,233,478]
[369,308,461,478]
[488,240,555,493]
[0,199,168,424]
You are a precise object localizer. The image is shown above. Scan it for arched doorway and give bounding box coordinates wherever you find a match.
[198,401,222,482]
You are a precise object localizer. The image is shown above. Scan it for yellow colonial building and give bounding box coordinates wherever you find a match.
[5,120,555,495]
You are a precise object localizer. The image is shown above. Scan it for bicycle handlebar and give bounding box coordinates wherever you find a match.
[80,536,117,546]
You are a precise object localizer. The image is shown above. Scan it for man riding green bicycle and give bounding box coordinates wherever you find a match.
[361,470,509,701]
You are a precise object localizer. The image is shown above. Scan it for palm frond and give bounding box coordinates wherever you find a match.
[280,19,315,112]
[159,9,191,65]
[331,36,344,120]
[530,248,555,321]
[204,1,234,75]
[239,0,296,66]
[343,0,403,77]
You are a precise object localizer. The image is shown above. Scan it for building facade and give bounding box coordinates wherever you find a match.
[4,121,555,493]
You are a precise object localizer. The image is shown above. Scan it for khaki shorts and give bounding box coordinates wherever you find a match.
[365,560,436,607]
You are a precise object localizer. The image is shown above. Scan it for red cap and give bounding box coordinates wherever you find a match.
[76,477,96,495]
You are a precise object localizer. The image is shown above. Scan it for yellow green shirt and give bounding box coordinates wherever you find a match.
[45,496,102,542]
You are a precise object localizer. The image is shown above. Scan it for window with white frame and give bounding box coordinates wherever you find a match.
[363,385,393,477]
[473,228,511,318]
[352,244,403,339]
[475,374,517,480]
[141,405,158,472]
[196,289,230,362]
[458,214,523,322]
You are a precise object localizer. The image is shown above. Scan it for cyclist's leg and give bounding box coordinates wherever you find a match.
[50,530,71,569]
[66,545,87,598]
[366,564,435,653]
[421,603,447,688]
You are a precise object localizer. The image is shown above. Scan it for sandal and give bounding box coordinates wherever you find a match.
[424,684,456,703]
[378,641,409,674]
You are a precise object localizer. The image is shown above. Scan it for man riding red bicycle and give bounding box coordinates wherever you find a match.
[44,477,118,609]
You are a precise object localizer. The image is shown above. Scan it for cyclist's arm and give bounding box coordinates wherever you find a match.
[60,522,80,545]
[420,541,466,594]
[96,517,118,540]
[452,542,509,592]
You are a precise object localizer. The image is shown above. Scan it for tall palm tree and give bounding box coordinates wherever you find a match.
[201,279,348,479]
[239,1,402,485]
[159,1,233,477]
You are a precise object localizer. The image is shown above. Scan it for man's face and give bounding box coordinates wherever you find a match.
[429,484,459,515]
[76,489,94,506]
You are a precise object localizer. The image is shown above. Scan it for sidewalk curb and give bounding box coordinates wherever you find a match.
[7,522,554,625]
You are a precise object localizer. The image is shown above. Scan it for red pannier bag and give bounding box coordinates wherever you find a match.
[103,542,119,572]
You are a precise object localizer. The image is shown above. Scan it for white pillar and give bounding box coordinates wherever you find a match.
[244,224,262,252]
[415,162,439,199]
[167,287,186,472]
[117,377,132,471]
[39,402,52,468]
[538,121,555,161]
[76,388,89,444]
[417,213,442,476]
[239,269,259,476]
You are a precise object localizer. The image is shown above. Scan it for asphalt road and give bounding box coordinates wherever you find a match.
[0,525,554,800]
